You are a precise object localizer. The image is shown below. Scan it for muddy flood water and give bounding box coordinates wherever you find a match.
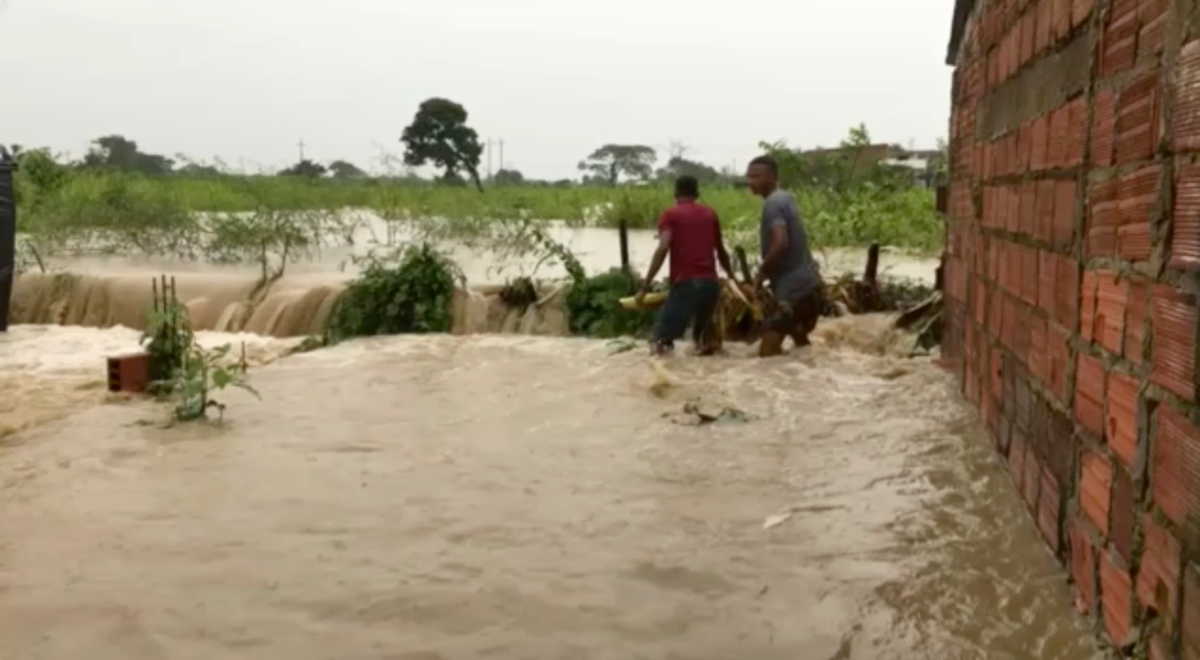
[0,315,1105,659]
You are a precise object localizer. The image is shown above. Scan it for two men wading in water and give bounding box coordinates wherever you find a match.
[636,156,824,358]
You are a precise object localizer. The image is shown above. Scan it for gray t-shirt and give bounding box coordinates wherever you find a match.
[760,189,821,300]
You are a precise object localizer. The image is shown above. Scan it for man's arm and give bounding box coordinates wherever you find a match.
[713,215,737,281]
[755,224,789,288]
[637,231,671,303]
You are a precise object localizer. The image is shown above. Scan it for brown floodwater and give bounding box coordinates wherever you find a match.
[0,317,1104,659]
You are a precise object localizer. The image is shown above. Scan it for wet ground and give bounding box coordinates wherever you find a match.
[0,320,1104,659]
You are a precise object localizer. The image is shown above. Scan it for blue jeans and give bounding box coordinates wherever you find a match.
[653,278,720,348]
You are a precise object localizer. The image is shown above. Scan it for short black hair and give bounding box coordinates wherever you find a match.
[674,175,700,198]
[749,155,779,176]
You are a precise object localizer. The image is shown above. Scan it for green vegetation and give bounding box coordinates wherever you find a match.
[401,97,485,191]
[141,281,258,422]
[566,269,656,338]
[11,124,943,276]
[141,287,194,385]
[166,343,259,422]
[327,243,463,342]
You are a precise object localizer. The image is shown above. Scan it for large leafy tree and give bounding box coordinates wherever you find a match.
[401,98,484,192]
[493,168,524,185]
[278,159,327,178]
[83,135,174,174]
[656,156,722,184]
[578,145,656,186]
[329,160,367,179]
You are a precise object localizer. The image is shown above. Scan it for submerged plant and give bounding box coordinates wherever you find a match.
[166,343,259,422]
[327,243,463,342]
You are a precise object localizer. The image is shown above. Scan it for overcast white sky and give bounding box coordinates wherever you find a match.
[1,0,955,180]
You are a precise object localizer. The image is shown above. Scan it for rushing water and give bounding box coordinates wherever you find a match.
[0,317,1104,659]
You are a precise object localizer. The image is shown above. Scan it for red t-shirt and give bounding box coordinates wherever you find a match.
[658,200,722,283]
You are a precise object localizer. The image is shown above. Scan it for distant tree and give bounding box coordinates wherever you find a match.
[329,160,367,179]
[400,98,484,192]
[493,168,524,185]
[83,135,174,174]
[578,144,656,185]
[278,159,327,178]
[176,163,222,177]
[656,156,722,184]
[172,154,222,177]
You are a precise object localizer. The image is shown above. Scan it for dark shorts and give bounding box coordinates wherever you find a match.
[766,286,824,338]
[654,278,720,347]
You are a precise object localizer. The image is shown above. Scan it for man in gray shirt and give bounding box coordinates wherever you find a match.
[747,155,824,357]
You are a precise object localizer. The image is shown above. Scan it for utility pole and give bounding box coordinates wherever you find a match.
[499,139,505,173]
[487,139,494,180]
[297,139,306,163]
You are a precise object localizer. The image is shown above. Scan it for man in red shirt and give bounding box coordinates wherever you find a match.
[636,176,737,355]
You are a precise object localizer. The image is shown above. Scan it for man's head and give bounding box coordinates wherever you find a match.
[674,175,700,201]
[746,155,779,197]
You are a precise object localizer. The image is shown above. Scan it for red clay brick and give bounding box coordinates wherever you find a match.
[1024,450,1042,510]
[1137,0,1169,23]
[1182,564,1200,659]
[1016,121,1032,173]
[1096,272,1129,355]
[1036,179,1055,240]
[1038,467,1063,552]
[1172,161,1200,271]
[1072,0,1094,27]
[1081,270,1099,342]
[1071,520,1098,614]
[974,278,989,326]
[1052,0,1071,41]
[1137,514,1182,619]
[1067,98,1087,168]
[1117,164,1160,261]
[1173,42,1200,153]
[1107,372,1140,471]
[1110,467,1136,561]
[1080,449,1113,533]
[1093,89,1116,167]
[1039,250,1057,315]
[1009,427,1028,490]
[1118,223,1152,262]
[1150,286,1198,400]
[1021,246,1040,307]
[1089,178,1120,258]
[1021,9,1036,66]
[1116,70,1160,164]
[1152,405,1200,529]
[1030,315,1049,384]
[1049,105,1069,169]
[1139,14,1166,59]
[991,344,1005,402]
[1055,255,1080,328]
[1047,322,1073,403]
[1037,0,1054,54]
[1100,553,1136,648]
[1054,179,1076,248]
[1125,278,1149,363]
[1032,113,1050,171]
[1101,10,1138,77]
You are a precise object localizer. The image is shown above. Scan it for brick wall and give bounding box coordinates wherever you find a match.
[945,0,1200,655]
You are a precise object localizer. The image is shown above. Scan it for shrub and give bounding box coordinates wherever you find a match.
[566,268,655,338]
[327,243,463,342]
